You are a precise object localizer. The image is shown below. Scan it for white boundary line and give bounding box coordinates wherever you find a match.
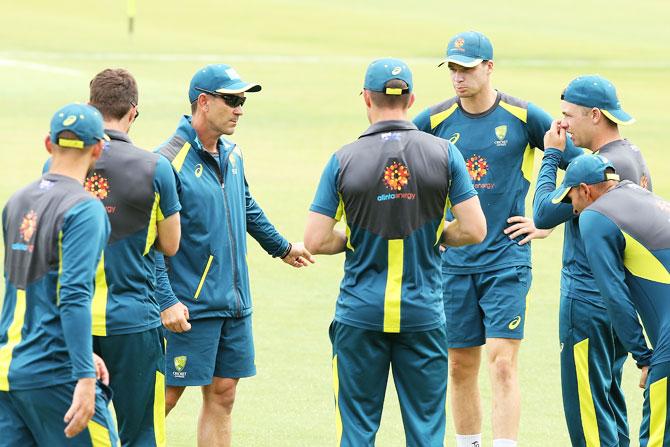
[0,58,82,76]
[1,51,669,69]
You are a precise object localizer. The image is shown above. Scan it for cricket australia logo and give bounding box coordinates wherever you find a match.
[494,125,508,147]
[173,356,187,378]
[466,155,489,182]
[85,173,110,200]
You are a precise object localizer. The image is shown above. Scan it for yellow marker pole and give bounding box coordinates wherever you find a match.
[127,0,136,34]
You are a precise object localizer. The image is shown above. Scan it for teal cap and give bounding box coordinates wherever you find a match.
[552,154,620,203]
[50,103,106,149]
[363,58,413,95]
[439,31,493,68]
[561,75,634,125]
[189,64,261,102]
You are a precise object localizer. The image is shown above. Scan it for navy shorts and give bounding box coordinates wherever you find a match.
[0,381,118,447]
[165,316,256,386]
[443,266,531,348]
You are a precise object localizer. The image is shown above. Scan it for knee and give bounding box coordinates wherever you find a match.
[204,380,237,413]
[449,355,479,383]
[490,356,516,386]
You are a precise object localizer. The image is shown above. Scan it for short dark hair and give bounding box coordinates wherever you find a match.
[89,68,138,121]
[368,79,411,109]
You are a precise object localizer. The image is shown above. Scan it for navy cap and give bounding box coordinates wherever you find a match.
[363,58,413,95]
[561,75,635,125]
[189,64,261,103]
[552,154,620,204]
[50,103,106,149]
[439,31,494,68]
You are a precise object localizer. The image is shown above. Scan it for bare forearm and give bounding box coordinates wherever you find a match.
[442,219,485,247]
[306,229,347,255]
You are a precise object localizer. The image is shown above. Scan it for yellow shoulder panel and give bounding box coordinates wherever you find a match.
[499,101,528,123]
[622,232,670,284]
[430,103,458,130]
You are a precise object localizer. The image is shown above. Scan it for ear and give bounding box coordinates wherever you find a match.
[362,90,372,108]
[45,135,53,154]
[407,93,416,109]
[485,60,494,73]
[91,140,105,160]
[591,107,603,124]
[198,93,209,112]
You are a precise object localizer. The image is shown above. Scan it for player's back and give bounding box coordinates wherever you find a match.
[562,139,653,305]
[0,174,107,390]
[584,182,670,364]
[87,129,170,336]
[329,120,465,333]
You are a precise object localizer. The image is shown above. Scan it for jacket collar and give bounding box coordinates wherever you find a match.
[175,115,235,153]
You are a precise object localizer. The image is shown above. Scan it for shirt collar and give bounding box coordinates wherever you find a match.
[359,120,418,138]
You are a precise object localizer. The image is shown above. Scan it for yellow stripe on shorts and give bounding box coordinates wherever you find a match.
[332,355,343,446]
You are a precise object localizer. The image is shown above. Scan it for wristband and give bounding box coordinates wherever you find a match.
[280,242,292,259]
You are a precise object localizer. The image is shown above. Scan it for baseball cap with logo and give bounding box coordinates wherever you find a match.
[50,103,106,149]
[561,75,635,125]
[363,58,413,95]
[552,154,620,204]
[439,31,494,68]
[189,64,262,103]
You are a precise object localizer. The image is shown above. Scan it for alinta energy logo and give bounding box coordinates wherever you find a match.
[377,161,415,202]
[466,155,489,182]
[85,173,110,200]
[13,210,37,253]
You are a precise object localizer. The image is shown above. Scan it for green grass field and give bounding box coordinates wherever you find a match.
[2,0,670,445]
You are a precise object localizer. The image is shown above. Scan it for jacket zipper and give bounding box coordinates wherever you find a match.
[206,147,243,317]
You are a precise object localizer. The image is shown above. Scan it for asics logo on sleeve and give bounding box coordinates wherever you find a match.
[508,315,522,330]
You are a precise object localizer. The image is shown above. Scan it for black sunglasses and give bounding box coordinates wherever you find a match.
[196,88,246,108]
[130,100,139,120]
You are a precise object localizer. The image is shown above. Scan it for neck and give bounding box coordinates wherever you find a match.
[590,128,622,153]
[369,108,407,124]
[191,114,220,153]
[48,157,90,185]
[459,85,497,114]
[103,119,130,134]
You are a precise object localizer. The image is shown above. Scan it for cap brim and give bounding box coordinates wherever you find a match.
[551,186,572,204]
[438,55,484,68]
[601,108,635,126]
[215,81,262,94]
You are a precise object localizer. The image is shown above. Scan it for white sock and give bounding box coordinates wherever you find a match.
[493,439,517,447]
[456,434,482,447]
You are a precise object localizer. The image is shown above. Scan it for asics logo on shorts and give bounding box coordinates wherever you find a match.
[508,315,522,330]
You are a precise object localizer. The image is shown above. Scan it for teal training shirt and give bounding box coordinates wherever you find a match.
[0,173,110,390]
[88,130,181,336]
[310,120,476,333]
[414,91,582,274]
[43,131,182,336]
[580,181,669,366]
[534,141,652,308]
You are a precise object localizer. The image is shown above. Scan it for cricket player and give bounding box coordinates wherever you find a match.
[305,58,486,446]
[0,103,118,446]
[86,68,183,447]
[155,64,314,447]
[413,30,582,447]
[535,75,652,447]
[556,154,669,446]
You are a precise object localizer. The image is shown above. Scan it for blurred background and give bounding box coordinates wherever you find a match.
[1,0,669,445]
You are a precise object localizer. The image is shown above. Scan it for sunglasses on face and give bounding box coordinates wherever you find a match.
[196,88,247,108]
